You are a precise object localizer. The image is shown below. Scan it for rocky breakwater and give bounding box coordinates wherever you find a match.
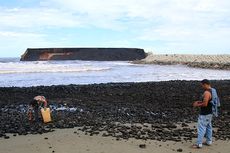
[20,48,146,61]
[0,80,230,142]
[133,53,230,70]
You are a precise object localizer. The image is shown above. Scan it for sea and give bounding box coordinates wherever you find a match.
[0,57,229,87]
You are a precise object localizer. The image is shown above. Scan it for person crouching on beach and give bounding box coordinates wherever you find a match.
[28,95,48,122]
[192,79,220,149]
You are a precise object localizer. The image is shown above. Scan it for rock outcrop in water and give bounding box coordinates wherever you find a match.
[0,80,230,141]
[20,48,146,61]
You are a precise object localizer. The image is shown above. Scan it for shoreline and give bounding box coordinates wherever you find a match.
[133,54,230,70]
[1,80,230,152]
[1,127,230,153]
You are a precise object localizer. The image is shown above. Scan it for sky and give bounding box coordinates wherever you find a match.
[0,0,230,57]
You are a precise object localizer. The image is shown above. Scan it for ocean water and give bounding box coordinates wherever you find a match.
[0,58,229,87]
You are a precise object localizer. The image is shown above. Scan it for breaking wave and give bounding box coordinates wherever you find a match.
[0,58,230,87]
[0,61,111,74]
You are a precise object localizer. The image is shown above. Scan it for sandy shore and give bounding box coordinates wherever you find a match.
[1,127,229,153]
[1,81,230,152]
[133,54,230,70]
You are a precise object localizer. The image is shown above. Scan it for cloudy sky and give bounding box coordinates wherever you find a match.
[0,0,229,57]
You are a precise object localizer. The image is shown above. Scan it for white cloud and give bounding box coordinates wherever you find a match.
[0,7,81,29]
[1,0,230,31]
[44,0,230,35]
[0,31,44,37]
[0,0,230,55]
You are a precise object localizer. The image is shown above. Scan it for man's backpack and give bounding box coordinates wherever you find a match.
[210,88,220,117]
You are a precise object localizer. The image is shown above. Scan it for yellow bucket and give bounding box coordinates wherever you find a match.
[41,108,52,123]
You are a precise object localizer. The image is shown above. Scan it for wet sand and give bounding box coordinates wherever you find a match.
[1,127,229,153]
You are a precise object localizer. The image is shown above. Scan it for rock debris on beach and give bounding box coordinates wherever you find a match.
[0,80,230,142]
[139,144,146,148]
[177,148,183,152]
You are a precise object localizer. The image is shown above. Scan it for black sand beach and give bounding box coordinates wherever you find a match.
[0,80,230,142]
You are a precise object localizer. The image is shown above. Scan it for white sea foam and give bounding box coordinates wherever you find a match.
[0,61,111,74]
[0,58,229,87]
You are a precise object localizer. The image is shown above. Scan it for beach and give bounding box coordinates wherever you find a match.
[1,0,230,152]
[1,128,230,153]
[1,81,230,153]
[0,59,230,153]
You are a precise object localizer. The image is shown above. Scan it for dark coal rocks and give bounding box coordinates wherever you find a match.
[0,80,230,142]
[177,148,183,152]
[139,144,146,148]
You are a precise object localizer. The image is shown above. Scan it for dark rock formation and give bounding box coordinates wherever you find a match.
[133,54,230,70]
[177,148,183,152]
[20,48,146,61]
[139,144,146,148]
[0,80,230,141]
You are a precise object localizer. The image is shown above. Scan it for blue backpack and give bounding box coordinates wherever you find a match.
[210,88,220,117]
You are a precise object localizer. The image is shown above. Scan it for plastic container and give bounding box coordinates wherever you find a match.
[41,108,52,123]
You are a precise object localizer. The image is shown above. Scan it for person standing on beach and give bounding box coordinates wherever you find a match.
[28,95,48,122]
[192,79,220,148]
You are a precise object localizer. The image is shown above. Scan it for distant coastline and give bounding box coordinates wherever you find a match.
[133,53,230,70]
